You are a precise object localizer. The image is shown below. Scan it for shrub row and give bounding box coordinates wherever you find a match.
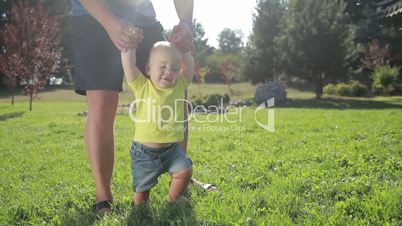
[324,81,370,97]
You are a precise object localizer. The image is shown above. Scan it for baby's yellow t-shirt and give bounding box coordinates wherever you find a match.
[127,73,190,143]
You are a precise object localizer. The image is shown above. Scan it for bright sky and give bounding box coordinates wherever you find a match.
[152,0,256,48]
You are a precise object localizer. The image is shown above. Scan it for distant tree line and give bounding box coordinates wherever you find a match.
[243,0,402,98]
[186,0,402,98]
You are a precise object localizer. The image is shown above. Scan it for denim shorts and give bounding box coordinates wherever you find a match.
[130,141,193,192]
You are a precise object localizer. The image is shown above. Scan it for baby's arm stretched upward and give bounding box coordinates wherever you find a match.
[181,51,195,83]
[121,48,141,82]
[121,27,143,82]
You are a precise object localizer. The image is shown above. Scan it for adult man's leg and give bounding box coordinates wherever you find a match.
[85,90,119,213]
[180,91,188,152]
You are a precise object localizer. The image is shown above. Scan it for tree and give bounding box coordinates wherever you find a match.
[165,20,213,68]
[194,65,209,98]
[0,0,14,92]
[279,0,356,98]
[0,0,61,110]
[345,1,402,83]
[40,0,74,84]
[0,49,18,104]
[380,27,402,72]
[359,39,402,87]
[0,0,14,100]
[0,0,12,24]
[192,19,214,67]
[360,39,390,72]
[345,0,379,43]
[243,0,286,83]
[1,0,72,86]
[217,28,244,54]
[219,62,236,96]
[343,0,382,83]
[204,52,242,83]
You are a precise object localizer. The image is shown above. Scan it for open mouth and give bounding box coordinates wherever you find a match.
[162,77,172,82]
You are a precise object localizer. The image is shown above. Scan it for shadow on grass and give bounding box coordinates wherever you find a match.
[59,206,98,226]
[279,97,402,109]
[0,111,24,121]
[127,199,197,226]
[9,202,98,226]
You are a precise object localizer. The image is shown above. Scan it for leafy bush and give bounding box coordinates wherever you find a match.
[323,81,370,97]
[390,84,402,95]
[204,94,230,106]
[336,83,353,96]
[323,84,337,96]
[191,93,230,107]
[350,81,371,97]
[372,65,400,95]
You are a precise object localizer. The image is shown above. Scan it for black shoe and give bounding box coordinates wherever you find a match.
[93,200,112,216]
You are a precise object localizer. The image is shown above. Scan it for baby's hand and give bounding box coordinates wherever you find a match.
[128,26,144,49]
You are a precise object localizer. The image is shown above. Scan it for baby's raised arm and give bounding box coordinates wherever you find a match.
[121,48,140,82]
[181,51,195,83]
[121,27,144,82]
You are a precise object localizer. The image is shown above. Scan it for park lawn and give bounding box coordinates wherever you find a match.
[0,82,260,105]
[0,86,402,225]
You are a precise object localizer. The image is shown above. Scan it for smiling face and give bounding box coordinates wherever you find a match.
[147,43,182,89]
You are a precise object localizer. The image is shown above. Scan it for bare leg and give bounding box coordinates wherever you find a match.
[168,167,193,202]
[85,90,118,213]
[133,191,150,205]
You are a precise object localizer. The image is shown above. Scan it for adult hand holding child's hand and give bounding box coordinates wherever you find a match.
[170,22,194,53]
[104,16,143,52]
[128,26,144,49]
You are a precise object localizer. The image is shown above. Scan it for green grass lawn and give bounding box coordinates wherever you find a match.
[1,84,402,225]
[0,82,259,105]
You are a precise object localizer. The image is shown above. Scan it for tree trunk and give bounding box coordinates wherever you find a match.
[315,73,323,99]
[198,84,202,99]
[228,84,233,97]
[8,87,15,105]
[287,75,292,87]
[29,93,33,111]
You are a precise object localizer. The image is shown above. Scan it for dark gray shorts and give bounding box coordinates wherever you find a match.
[72,15,165,95]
